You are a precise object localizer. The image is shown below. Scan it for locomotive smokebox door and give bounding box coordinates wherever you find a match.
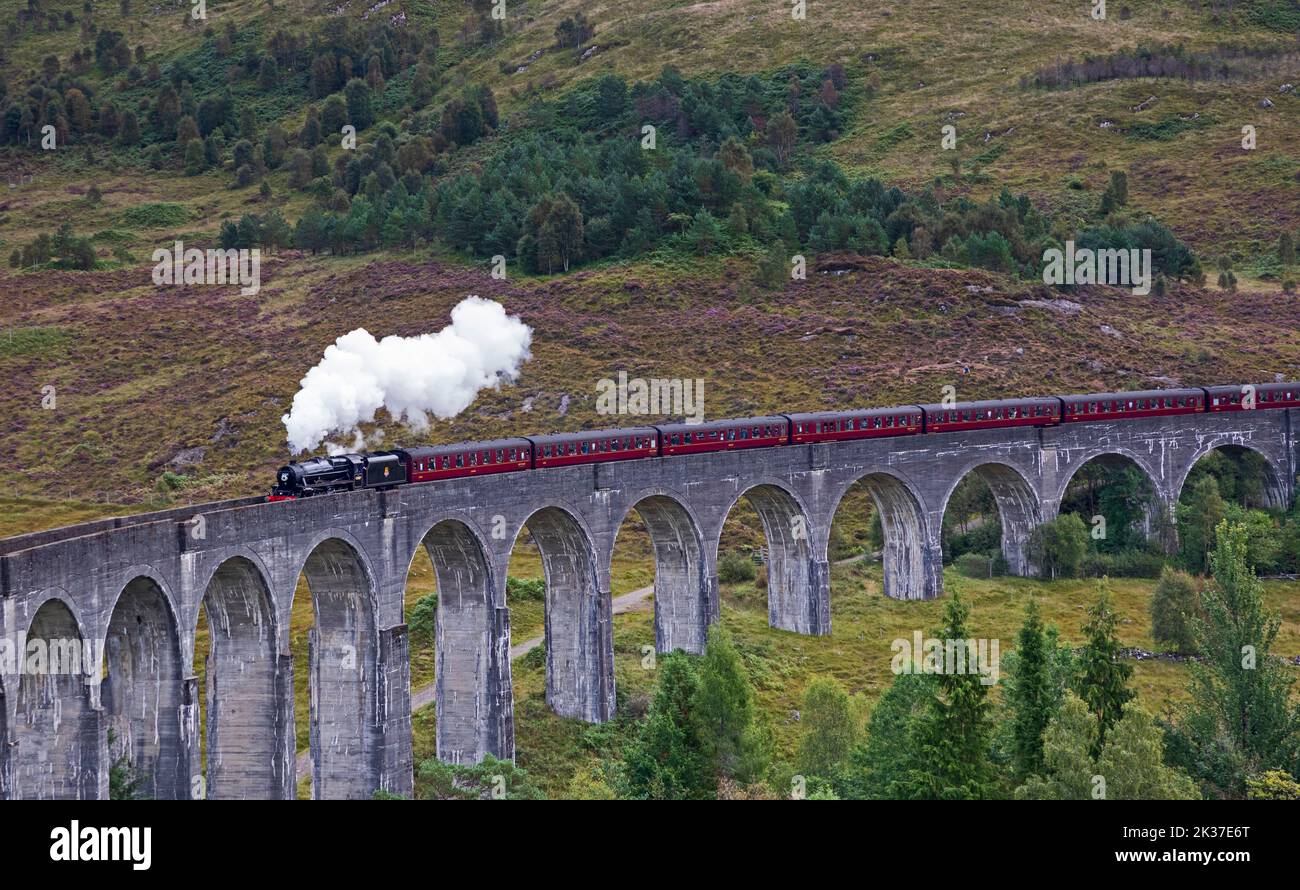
[365,452,407,486]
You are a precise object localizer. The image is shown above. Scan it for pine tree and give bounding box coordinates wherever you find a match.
[694,625,771,783]
[895,590,996,799]
[1167,521,1300,798]
[1073,581,1133,757]
[1007,597,1054,778]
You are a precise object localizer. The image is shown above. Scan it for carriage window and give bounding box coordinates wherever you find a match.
[739,429,749,439]
[456,454,464,468]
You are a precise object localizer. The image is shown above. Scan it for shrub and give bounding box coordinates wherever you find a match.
[1082,548,1165,579]
[1149,567,1199,653]
[407,593,437,639]
[506,576,545,601]
[1029,513,1088,579]
[718,551,756,583]
[955,552,994,579]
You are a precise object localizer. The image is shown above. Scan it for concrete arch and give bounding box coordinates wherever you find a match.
[14,598,97,799]
[513,505,612,723]
[1049,447,1165,511]
[20,587,90,643]
[1172,441,1291,510]
[410,518,512,765]
[829,470,935,602]
[1052,449,1166,549]
[721,481,829,632]
[103,576,187,800]
[613,491,710,655]
[199,555,288,799]
[298,537,379,799]
[937,461,1042,577]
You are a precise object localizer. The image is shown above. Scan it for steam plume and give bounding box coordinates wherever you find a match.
[282,296,532,454]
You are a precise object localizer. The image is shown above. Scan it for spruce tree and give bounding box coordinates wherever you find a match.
[896,590,996,799]
[1073,581,1133,757]
[843,671,932,799]
[1007,597,1054,778]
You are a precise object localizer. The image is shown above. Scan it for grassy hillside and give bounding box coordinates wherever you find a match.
[0,0,1295,508]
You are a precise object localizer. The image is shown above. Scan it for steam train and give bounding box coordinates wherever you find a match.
[268,382,1300,500]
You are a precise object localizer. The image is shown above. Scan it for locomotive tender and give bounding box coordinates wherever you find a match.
[269,382,1300,499]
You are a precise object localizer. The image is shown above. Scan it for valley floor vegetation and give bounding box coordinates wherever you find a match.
[394,518,1300,801]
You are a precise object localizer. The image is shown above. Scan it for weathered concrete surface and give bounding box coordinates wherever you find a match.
[0,409,1293,798]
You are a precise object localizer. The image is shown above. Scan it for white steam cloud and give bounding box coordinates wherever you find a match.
[282,296,532,454]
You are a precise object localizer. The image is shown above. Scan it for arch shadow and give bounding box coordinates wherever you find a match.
[199,555,286,799]
[297,538,379,799]
[720,482,828,630]
[103,576,186,799]
[15,598,96,799]
[512,506,612,724]
[828,471,934,602]
[613,492,709,655]
[1054,450,1167,551]
[937,461,1042,577]
[1173,442,1290,510]
[410,518,512,764]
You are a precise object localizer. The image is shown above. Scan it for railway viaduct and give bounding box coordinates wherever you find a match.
[0,409,1294,800]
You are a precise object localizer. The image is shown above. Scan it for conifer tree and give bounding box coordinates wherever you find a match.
[1167,521,1300,797]
[621,652,712,800]
[1073,581,1133,757]
[896,590,996,799]
[1007,597,1054,778]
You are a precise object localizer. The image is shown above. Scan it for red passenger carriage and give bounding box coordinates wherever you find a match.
[1205,383,1300,412]
[786,407,923,444]
[528,427,658,468]
[1060,388,1202,422]
[398,438,533,483]
[921,397,1060,433]
[656,416,788,456]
